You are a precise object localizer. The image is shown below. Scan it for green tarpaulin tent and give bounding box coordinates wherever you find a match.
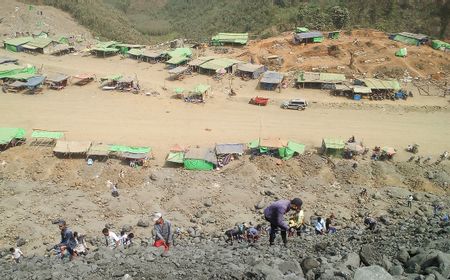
[248,138,305,159]
[0,65,37,79]
[322,138,345,157]
[194,84,210,94]
[395,48,407,57]
[393,35,419,46]
[127,48,143,57]
[109,145,151,154]
[166,152,185,164]
[31,130,64,139]
[431,40,450,51]
[295,27,309,33]
[166,56,189,65]
[184,159,214,170]
[167,48,192,59]
[4,37,33,52]
[0,128,26,145]
[278,141,306,160]
[211,33,248,46]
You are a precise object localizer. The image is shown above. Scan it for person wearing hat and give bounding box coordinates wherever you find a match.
[264,198,303,246]
[152,212,173,252]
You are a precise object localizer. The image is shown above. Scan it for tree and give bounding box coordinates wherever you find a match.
[328,6,349,29]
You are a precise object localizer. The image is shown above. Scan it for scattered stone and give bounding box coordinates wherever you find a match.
[137,220,149,228]
[354,265,393,280]
[301,257,320,274]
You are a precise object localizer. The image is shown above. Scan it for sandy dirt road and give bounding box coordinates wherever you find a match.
[0,50,449,163]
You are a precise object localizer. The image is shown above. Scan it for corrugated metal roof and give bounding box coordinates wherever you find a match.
[26,38,54,48]
[188,56,216,67]
[215,143,245,155]
[297,71,345,83]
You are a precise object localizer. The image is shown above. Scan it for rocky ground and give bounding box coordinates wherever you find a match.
[0,147,449,279]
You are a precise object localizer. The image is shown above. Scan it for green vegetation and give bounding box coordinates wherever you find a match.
[23,0,450,43]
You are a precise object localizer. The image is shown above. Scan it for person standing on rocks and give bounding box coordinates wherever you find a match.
[263,198,303,246]
[10,247,24,263]
[152,212,173,252]
[407,194,413,208]
[315,217,326,235]
[102,228,120,249]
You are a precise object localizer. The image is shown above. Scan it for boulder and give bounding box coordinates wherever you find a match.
[397,248,410,264]
[137,219,149,228]
[360,245,384,266]
[301,257,320,274]
[278,260,303,276]
[389,265,404,276]
[354,265,393,280]
[405,250,450,278]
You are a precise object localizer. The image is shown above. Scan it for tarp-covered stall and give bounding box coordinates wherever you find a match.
[296,71,346,89]
[31,129,64,147]
[293,31,324,44]
[215,143,245,167]
[198,58,240,75]
[185,84,210,103]
[322,138,345,157]
[53,141,92,156]
[260,71,284,91]
[0,64,36,80]
[87,143,111,160]
[236,63,267,79]
[184,148,217,171]
[391,32,428,46]
[166,144,186,164]
[211,33,248,46]
[3,37,32,52]
[109,145,152,167]
[141,50,164,63]
[45,74,69,90]
[0,128,26,149]
[72,73,95,86]
[431,40,450,51]
[249,138,305,160]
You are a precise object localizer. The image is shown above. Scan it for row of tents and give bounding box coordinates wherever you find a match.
[1,127,397,171]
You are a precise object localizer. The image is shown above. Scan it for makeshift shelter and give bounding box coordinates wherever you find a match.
[391,32,428,46]
[166,56,190,67]
[0,64,36,80]
[395,48,407,57]
[293,31,324,44]
[53,140,92,156]
[141,51,164,63]
[87,142,111,160]
[109,145,152,166]
[0,57,18,65]
[31,129,64,147]
[166,144,186,164]
[321,138,345,157]
[0,128,26,149]
[116,77,139,92]
[198,58,240,75]
[184,148,217,171]
[127,48,143,60]
[236,63,267,79]
[168,66,189,80]
[45,74,69,90]
[165,48,192,67]
[188,56,215,72]
[259,71,284,91]
[296,72,346,89]
[3,37,32,52]
[72,73,95,86]
[22,38,59,54]
[91,47,119,57]
[115,43,144,54]
[4,81,27,93]
[100,74,122,89]
[249,138,305,160]
[357,78,401,91]
[431,40,450,51]
[211,33,248,46]
[295,27,309,33]
[215,143,245,166]
[328,31,340,39]
[50,44,74,56]
[185,84,210,103]
[24,76,46,93]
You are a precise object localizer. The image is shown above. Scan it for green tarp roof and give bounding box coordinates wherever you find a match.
[5,72,37,81]
[92,47,119,53]
[0,65,36,79]
[4,37,32,46]
[194,84,210,94]
[393,34,419,45]
[297,71,346,83]
[361,78,401,90]
[432,40,450,50]
[95,41,118,48]
[199,58,240,71]
[295,27,310,33]
[0,128,26,145]
[109,145,151,154]
[211,33,249,45]
[127,48,144,56]
[166,56,189,65]
[395,48,407,57]
[166,151,184,164]
[31,130,64,139]
[167,48,192,58]
[101,74,122,81]
[322,138,345,149]
[25,38,55,48]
